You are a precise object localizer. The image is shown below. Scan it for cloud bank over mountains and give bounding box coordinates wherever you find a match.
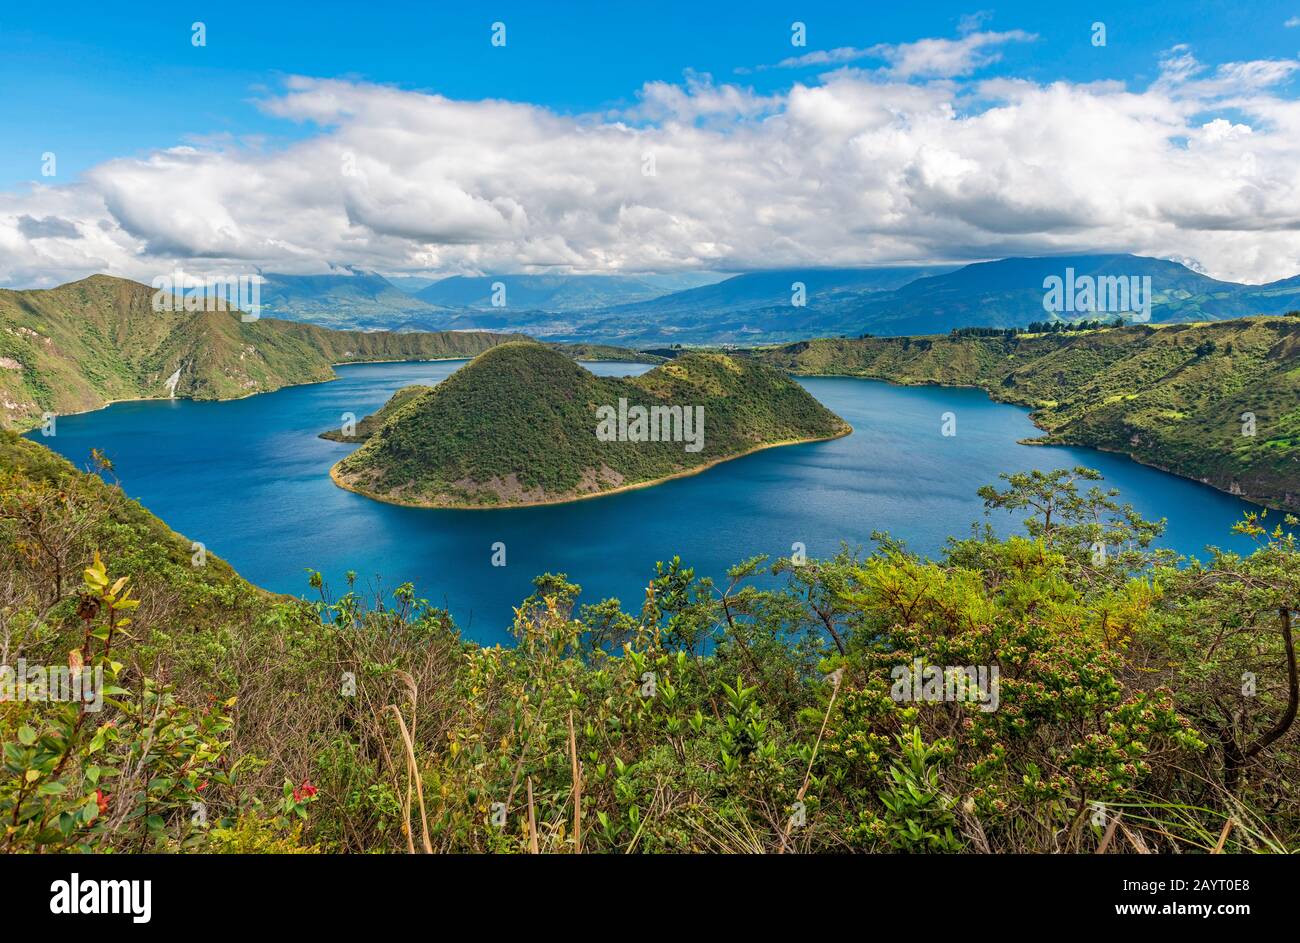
[3,35,1300,287]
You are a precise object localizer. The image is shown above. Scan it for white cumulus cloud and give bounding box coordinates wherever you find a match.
[2,40,1300,287]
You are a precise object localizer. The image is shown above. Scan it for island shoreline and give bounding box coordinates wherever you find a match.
[6,356,488,429]
[329,425,853,511]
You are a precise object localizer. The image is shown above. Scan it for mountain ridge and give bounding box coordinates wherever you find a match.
[551,254,1300,345]
[419,255,1300,346]
[748,315,1300,510]
[256,270,447,329]
[19,254,1300,347]
[0,275,525,431]
[414,273,716,311]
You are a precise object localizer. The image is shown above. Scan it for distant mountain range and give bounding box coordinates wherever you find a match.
[414,272,726,311]
[557,255,1300,345]
[247,266,955,339]
[256,271,446,329]
[573,266,956,344]
[826,255,1300,337]
[601,266,953,317]
[250,270,726,332]
[14,256,1300,346]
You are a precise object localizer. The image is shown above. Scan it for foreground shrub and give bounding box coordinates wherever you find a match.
[2,436,1296,853]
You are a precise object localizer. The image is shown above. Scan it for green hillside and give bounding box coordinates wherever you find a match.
[332,343,850,507]
[749,317,1300,509]
[0,275,526,431]
[543,342,665,364]
[319,384,432,443]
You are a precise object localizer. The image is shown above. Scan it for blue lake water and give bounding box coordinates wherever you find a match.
[29,361,1258,645]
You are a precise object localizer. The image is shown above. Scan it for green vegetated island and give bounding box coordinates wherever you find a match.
[749,317,1300,510]
[327,342,850,508]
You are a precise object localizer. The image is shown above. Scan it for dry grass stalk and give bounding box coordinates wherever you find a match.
[1212,817,1235,854]
[568,710,582,854]
[1120,820,1150,854]
[778,667,843,854]
[386,670,433,854]
[1096,811,1121,854]
[527,777,539,854]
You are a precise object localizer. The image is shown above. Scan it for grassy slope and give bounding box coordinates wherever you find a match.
[543,342,665,364]
[0,275,525,431]
[333,342,850,507]
[750,317,1300,509]
[0,429,262,623]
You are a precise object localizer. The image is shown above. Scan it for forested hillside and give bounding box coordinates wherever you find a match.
[752,317,1300,510]
[0,275,523,431]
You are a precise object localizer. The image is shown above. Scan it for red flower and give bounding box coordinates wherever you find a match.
[292,779,318,803]
[95,789,109,815]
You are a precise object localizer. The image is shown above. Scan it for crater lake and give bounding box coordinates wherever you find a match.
[30,360,1259,645]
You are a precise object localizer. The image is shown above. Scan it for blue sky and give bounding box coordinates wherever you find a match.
[3,0,1297,187]
[3,1,1300,285]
